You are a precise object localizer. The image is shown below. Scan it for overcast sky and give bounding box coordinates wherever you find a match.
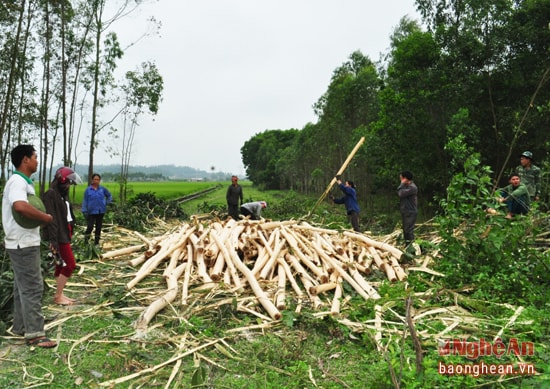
[97,1,420,175]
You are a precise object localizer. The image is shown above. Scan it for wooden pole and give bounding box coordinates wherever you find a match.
[308,136,365,216]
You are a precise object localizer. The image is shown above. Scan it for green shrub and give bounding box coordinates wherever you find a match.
[434,130,549,306]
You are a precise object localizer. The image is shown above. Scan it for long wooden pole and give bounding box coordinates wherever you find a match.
[308,136,365,216]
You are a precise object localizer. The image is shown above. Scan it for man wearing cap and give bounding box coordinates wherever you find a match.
[515,151,541,202]
[240,201,266,220]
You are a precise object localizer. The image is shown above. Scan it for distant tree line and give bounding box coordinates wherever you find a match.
[72,164,231,183]
[241,0,549,215]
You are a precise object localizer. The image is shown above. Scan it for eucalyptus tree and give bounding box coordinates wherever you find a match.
[81,0,151,184]
[241,129,299,190]
[414,0,550,183]
[311,51,380,187]
[117,61,163,203]
[371,16,448,193]
[0,0,28,183]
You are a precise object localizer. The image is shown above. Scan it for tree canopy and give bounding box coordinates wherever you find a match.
[241,0,550,213]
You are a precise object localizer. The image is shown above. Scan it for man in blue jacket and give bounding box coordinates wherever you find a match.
[331,176,360,232]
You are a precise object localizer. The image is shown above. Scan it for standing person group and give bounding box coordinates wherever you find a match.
[330,176,361,232]
[226,175,243,220]
[81,173,112,245]
[2,145,56,348]
[41,167,82,306]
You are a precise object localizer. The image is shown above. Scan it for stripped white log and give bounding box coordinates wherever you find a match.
[309,282,337,296]
[330,275,343,315]
[126,225,195,289]
[344,231,403,259]
[277,258,305,298]
[293,222,339,235]
[387,256,408,281]
[181,244,194,305]
[223,238,281,320]
[317,251,373,301]
[189,234,212,283]
[348,265,381,299]
[102,244,145,260]
[374,304,383,351]
[284,253,323,308]
[135,262,186,331]
[258,231,286,280]
[163,247,184,276]
[280,228,328,283]
[212,233,244,292]
[210,251,226,281]
[129,253,147,267]
[275,264,286,309]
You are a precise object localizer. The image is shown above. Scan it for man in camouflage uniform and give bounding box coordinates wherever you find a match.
[515,151,541,202]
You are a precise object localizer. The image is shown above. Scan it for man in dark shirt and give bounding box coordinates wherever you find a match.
[226,175,243,220]
[397,171,418,246]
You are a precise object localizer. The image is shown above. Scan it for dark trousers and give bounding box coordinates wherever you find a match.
[240,206,258,220]
[401,211,418,243]
[348,211,360,232]
[85,213,105,244]
[228,204,239,220]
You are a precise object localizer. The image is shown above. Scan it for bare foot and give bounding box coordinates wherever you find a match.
[54,296,77,305]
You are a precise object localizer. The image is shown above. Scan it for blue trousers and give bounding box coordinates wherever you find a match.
[8,246,46,339]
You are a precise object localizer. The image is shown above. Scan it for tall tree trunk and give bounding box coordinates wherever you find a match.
[0,0,26,183]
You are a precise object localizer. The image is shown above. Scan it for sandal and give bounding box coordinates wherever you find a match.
[26,336,57,348]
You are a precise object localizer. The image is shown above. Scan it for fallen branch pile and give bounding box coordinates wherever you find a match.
[103,218,410,334]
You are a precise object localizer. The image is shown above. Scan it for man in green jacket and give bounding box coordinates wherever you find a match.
[497,173,530,218]
[515,151,541,202]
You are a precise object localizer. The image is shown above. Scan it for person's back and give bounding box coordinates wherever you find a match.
[240,201,266,220]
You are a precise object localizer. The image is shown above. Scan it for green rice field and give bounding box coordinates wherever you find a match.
[43,181,222,204]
